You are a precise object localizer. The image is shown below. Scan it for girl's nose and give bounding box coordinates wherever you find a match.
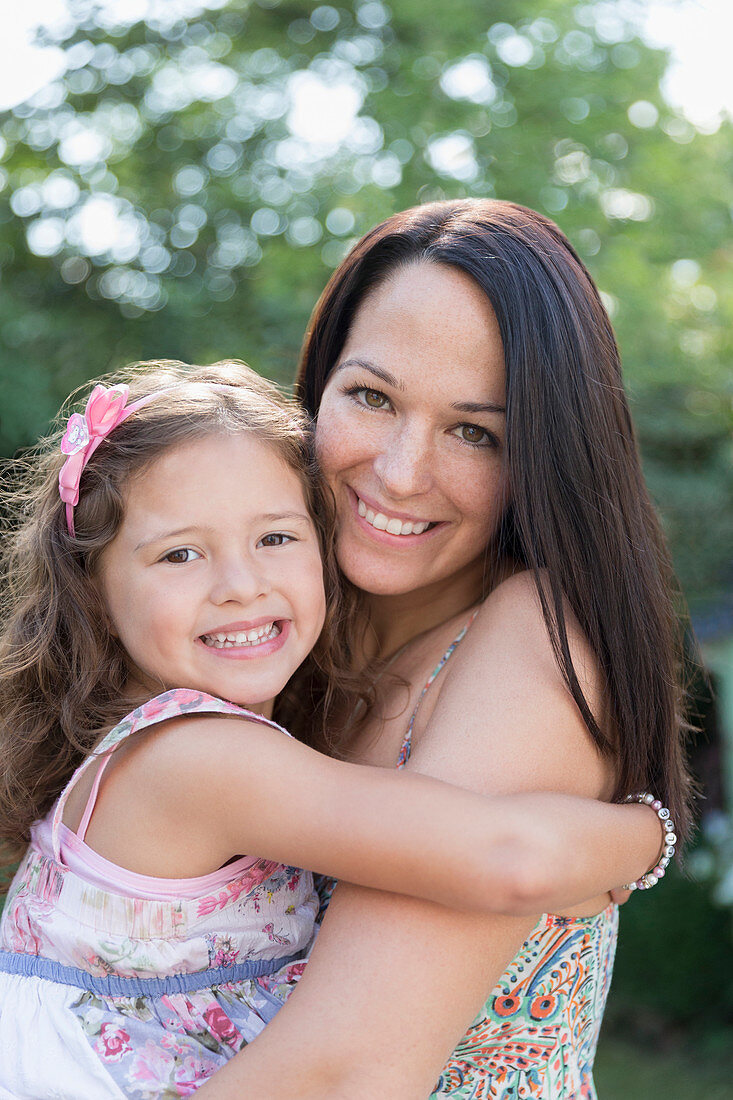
[209,558,271,606]
[372,423,433,499]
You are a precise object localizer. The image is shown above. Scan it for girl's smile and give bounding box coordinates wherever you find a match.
[197,618,290,657]
[96,433,326,713]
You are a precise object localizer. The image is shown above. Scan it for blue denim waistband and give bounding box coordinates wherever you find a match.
[0,948,302,997]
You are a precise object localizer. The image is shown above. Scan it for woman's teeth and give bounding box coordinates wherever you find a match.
[357,498,430,536]
[202,623,280,648]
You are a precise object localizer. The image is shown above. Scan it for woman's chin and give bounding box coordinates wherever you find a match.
[336,548,425,597]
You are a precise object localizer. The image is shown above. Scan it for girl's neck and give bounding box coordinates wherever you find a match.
[123,676,275,720]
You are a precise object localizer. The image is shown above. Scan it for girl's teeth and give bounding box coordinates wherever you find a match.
[357,497,430,537]
[203,623,280,648]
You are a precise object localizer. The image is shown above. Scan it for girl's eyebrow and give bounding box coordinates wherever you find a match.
[134,526,211,552]
[257,512,312,524]
[335,358,505,415]
[134,514,312,552]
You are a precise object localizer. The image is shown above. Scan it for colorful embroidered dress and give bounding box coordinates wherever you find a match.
[0,689,318,1099]
[402,614,619,1099]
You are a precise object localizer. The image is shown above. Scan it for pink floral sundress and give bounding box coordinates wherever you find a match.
[0,689,318,1098]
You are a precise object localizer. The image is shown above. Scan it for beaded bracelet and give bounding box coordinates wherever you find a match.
[620,792,677,891]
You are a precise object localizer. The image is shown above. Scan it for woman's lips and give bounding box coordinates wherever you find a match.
[347,488,444,544]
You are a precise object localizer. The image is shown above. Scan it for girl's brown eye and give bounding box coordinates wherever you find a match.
[163,548,200,563]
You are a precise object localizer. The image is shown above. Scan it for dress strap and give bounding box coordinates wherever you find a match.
[396,608,481,769]
[51,688,291,863]
[75,749,114,842]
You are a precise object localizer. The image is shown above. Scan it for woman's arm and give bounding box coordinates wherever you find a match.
[196,572,659,1098]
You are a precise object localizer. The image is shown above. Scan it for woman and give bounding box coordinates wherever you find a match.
[199,199,691,1098]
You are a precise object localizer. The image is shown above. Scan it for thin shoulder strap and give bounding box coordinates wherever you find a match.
[76,750,115,842]
[52,689,290,862]
[397,608,481,769]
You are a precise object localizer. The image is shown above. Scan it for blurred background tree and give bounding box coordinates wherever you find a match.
[1,1,732,1094]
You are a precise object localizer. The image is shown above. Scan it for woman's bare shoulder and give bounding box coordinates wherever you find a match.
[471,569,601,695]
[411,569,613,798]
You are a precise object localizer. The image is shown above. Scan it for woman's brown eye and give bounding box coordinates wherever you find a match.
[363,390,386,408]
[457,425,487,444]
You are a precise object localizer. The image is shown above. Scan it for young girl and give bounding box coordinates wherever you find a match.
[0,360,669,1099]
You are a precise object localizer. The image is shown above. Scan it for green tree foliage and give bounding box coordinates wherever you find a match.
[0,0,731,605]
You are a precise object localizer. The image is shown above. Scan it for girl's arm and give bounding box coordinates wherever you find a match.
[195,571,661,1099]
[127,709,661,916]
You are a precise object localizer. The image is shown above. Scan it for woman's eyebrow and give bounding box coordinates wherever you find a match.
[334,358,405,391]
[451,399,506,416]
[335,358,504,413]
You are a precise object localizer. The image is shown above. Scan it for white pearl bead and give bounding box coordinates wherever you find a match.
[644,793,655,805]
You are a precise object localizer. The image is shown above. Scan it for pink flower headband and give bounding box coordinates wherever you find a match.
[59,384,162,536]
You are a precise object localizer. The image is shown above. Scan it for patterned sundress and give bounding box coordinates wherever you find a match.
[401,613,619,1099]
[0,689,318,1099]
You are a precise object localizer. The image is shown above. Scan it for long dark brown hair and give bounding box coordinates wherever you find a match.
[0,360,361,852]
[297,198,694,844]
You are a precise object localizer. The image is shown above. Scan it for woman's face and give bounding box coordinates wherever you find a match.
[316,261,507,601]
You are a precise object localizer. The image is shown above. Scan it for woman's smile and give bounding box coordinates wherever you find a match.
[350,488,442,540]
[316,261,507,605]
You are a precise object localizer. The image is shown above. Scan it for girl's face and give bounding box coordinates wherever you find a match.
[316,262,507,603]
[97,433,326,713]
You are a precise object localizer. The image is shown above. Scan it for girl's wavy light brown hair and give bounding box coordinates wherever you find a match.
[0,359,362,854]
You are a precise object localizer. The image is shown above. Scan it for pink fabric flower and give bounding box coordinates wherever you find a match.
[203,1003,241,1049]
[58,383,160,535]
[94,1023,131,1063]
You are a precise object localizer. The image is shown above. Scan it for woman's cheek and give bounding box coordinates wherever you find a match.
[316,393,383,475]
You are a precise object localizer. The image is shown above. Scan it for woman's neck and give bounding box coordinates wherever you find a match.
[362,556,490,661]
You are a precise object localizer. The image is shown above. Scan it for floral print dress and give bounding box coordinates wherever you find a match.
[0,689,318,1099]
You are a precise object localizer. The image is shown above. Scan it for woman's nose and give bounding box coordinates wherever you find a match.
[373,423,433,499]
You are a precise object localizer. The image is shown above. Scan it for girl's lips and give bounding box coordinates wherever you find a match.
[347,488,445,545]
[195,619,291,660]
